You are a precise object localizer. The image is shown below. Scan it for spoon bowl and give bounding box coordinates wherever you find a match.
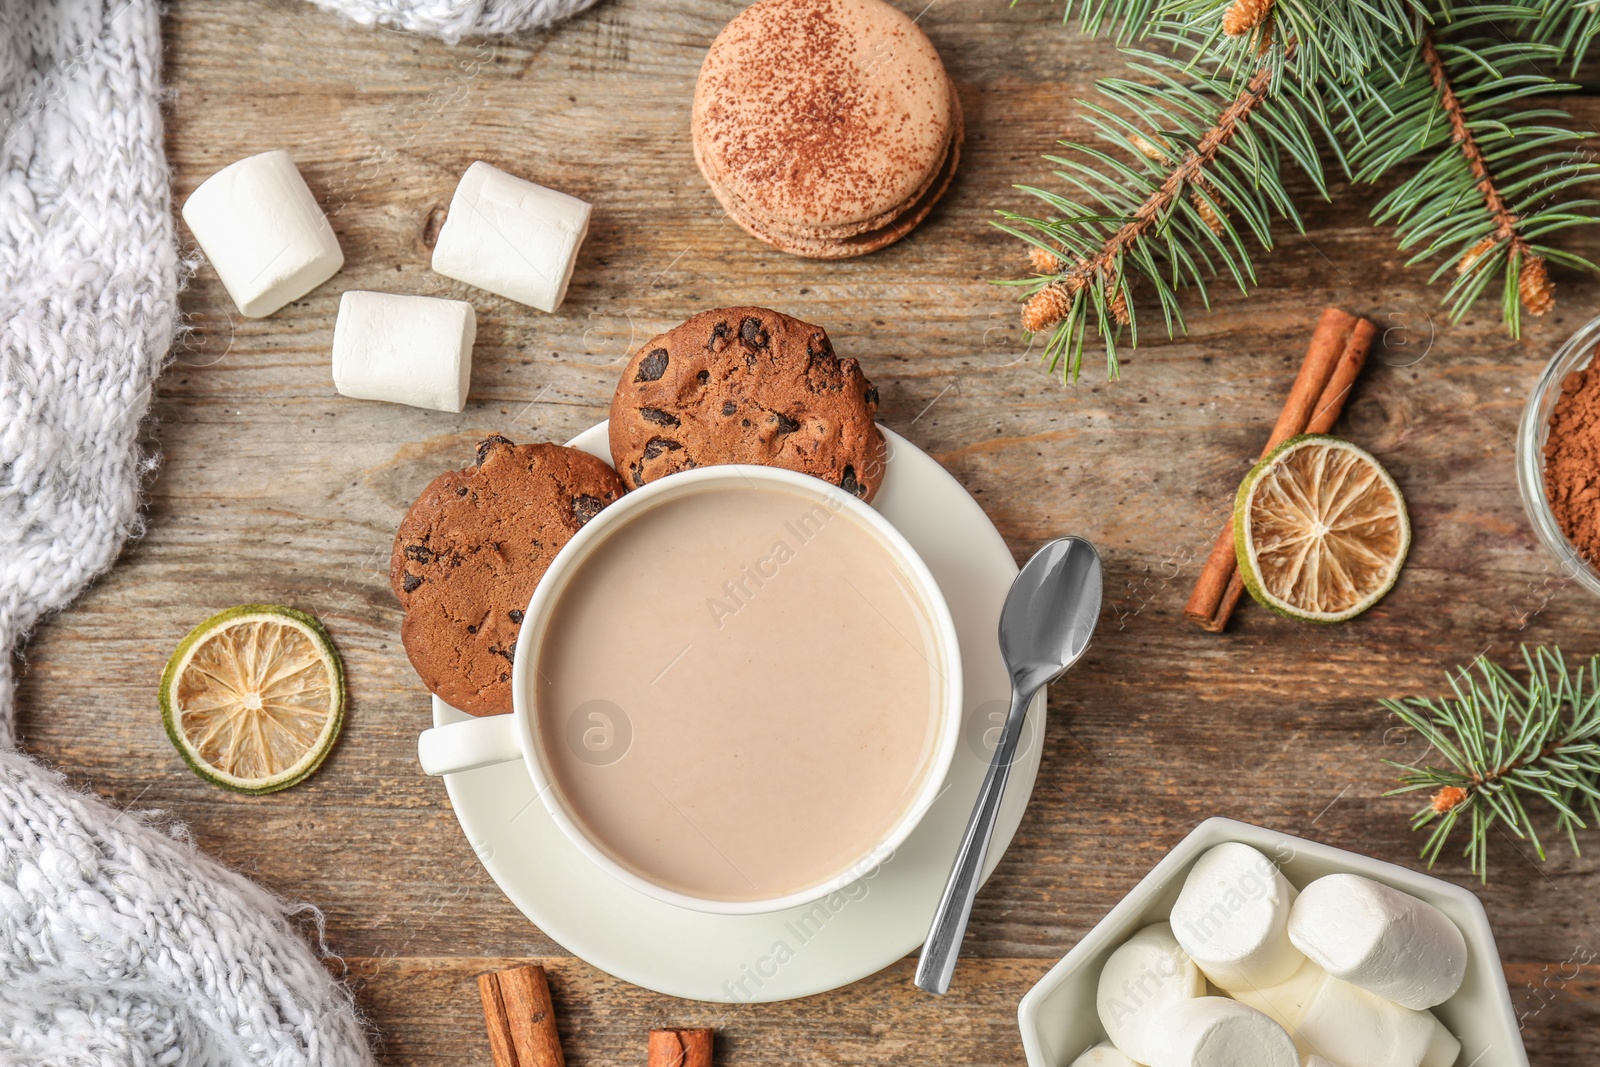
[1000,536,1105,694]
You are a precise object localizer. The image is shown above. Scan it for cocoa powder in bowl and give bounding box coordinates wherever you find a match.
[1543,348,1600,564]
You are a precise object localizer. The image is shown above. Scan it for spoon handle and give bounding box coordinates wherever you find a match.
[915,683,1038,994]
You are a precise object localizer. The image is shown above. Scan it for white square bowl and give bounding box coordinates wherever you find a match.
[1017,817,1525,1067]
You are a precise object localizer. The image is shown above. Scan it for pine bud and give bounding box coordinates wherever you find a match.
[1023,282,1075,334]
[1431,785,1469,814]
[1193,193,1226,236]
[1108,287,1131,326]
[1456,236,1496,275]
[1519,254,1555,316]
[1130,134,1173,165]
[1222,0,1273,36]
[1028,245,1064,274]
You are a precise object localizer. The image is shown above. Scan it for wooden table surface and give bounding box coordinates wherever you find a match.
[14,1,1600,1063]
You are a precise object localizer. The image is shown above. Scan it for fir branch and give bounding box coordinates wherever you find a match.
[1154,0,1425,92]
[1000,45,1326,379]
[1384,646,1600,882]
[1345,27,1600,335]
[1418,29,1556,322]
[1003,0,1600,380]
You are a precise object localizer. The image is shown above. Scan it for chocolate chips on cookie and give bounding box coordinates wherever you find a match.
[608,307,887,501]
[391,436,627,716]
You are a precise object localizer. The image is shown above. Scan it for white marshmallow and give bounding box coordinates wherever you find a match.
[1097,922,1207,1064]
[1227,957,1321,1034]
[181,150,343,318]
[430,161,591,313]
[1150,997,1298,1067]
[1288,874,1467,1010]
[1170,843,1303,990]
[1069,1042,1142,1067]
[1229,960,1461,1067]
[1304,1058,1336,1067]
[330,291,476,412]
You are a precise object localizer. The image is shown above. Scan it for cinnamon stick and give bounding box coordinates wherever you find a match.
[1305,324,1372,436]
[649,1028,714,1067]
[1184,308,1377,632]
[480,964,566,1067]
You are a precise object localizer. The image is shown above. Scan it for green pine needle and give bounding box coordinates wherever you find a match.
[1034,0,1163,41]
[1157,0,1425,90]
[1526,0,1600,72]
[1384,646,1600,882]
[1003,0,1600,381]
[999,43,1327,380]
[1343,26,1600,336]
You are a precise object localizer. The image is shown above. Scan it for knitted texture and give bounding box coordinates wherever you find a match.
[2,0,604,1054]
[0,0,175,750]
[0,750,375,1066]
[308,0,603,42]
[0,0,377,1061]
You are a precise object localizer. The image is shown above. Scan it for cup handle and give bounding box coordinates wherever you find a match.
[418,714,522,776]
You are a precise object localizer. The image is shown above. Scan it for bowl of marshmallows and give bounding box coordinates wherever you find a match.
[1018,819,1524,1067]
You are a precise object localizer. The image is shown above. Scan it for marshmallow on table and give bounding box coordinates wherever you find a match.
[1069,1042,1141,1067]
[1096,922,1206,1064]
[1229,960,1461,1067]
[431,161,591,313]
[1288,873,1467,1010]
[181,150,343,318]
[1149,997,1298,1067]
[331,291,476,412]
[1170,843,1303,991]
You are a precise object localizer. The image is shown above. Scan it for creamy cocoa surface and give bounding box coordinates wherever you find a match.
[534,482,943,903]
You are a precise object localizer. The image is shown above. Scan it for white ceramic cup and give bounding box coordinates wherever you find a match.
[416,464,964,916]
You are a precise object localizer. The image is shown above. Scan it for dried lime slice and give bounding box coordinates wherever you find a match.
[160,604,345,794]
[1234,435,1410,623]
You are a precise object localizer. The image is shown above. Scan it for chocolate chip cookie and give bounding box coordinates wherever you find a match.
[608,307,886,500]
[391,435,627,716]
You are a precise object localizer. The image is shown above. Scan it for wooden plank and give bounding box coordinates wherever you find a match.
[339,956,1600,1064]
[10,0,1600,1061]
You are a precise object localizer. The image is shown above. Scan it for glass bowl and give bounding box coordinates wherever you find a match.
[1516,314,1600,599]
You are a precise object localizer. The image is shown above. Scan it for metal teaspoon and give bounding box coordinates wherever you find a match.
[915,535,1104,994]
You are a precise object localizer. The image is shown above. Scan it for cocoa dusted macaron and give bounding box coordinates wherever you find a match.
[691,0,962,259]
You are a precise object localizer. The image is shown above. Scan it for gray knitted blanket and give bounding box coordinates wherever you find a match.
[0,0,595,1060]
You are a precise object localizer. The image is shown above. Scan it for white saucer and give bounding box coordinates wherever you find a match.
[432,423,1045,1003]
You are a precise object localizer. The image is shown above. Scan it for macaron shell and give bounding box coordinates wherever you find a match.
[693,0,955,233]
[703,88,963,260]
[700,130,950,241]
[700,89,958,242]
